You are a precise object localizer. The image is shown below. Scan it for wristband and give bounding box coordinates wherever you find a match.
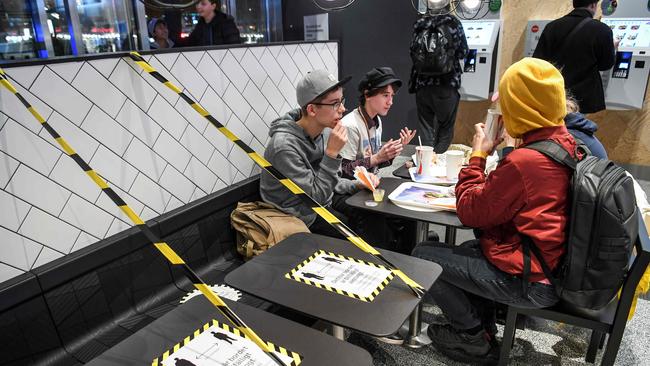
[470,150,489,159]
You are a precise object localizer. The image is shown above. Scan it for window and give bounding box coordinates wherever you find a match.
[44,0,73,56]
[0,0,41,60]
[75,0,132,54]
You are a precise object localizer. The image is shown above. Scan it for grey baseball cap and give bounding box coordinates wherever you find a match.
[296,70,351,108]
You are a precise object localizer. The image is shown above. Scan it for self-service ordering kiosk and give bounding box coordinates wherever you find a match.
[459,20,501,101]
[600,18,650,110]
[524,16,650,110]
[523,20,551,57]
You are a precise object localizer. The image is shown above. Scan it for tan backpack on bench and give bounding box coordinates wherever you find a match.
[231,201,310,260]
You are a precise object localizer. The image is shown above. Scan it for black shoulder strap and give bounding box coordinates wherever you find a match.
[556,17,591,62]
[524,140,578,170]
[521,236,559,291]
[566,130,592,156]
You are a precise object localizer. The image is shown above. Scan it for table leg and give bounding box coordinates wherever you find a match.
[331,324,345,340]
[445,226,457,246]
[401,304,432,348]
[415,222,429,243]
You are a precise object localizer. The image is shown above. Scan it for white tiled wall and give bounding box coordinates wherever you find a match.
[0,42,339,284]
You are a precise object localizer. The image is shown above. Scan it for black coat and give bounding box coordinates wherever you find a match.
[533,9,615,114]
[186,12,241,46]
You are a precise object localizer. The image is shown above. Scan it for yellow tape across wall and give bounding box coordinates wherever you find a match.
[0,68,287,366]
[128,52,425,299]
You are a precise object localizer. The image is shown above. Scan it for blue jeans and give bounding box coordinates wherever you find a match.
[412,240,559,330]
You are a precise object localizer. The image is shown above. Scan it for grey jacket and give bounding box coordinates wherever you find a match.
[260,109,358,226]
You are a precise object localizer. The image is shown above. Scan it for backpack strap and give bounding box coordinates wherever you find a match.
[566,130,592,157]
[556,18,591,65]
[524,140,578,170]
[521,236,560,291]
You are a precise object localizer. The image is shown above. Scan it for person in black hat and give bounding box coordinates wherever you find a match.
[533,0,617,113]
[339,67,416,179]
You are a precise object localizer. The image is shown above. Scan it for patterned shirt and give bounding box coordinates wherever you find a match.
[339,107,391,179]
[408,14,469,93]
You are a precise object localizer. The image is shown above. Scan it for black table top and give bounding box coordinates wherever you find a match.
[225,233,441,337]
[87,297,372,366]
[346,177,465,228]
[392,163,411,179]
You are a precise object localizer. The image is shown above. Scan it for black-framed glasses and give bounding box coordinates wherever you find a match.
[311,98,345,110]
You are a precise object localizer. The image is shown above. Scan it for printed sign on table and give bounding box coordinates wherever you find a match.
[153,319,302,366]
[285,250,394,302]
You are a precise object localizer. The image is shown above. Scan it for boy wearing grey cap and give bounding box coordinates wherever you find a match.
[260,70,379,237]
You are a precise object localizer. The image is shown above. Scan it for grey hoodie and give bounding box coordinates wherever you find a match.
[260,109,358,226]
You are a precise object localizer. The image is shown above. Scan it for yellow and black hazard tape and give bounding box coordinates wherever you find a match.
[128,51,425,299]
[0,68,287,366]
[152,318,302,366]
[285,250,394,302]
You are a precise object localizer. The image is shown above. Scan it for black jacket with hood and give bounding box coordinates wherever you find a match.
[186,11,241,46]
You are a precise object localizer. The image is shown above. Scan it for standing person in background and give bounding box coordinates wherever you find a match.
[185,0,241,46]
[533,0,616,114]
[148,18,174,49]
[409,0,468,153]
[339,67,416,179]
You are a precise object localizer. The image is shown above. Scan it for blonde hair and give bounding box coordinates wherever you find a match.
[566,93,580,113]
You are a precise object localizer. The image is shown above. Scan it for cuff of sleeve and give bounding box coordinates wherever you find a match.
[469,156,487,170]
[321,153,342,173]
[470,150,489,159]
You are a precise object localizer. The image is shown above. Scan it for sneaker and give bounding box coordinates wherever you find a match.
[427,323,490,356]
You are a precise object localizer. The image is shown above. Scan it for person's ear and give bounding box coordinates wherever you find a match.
[306,104,317,117]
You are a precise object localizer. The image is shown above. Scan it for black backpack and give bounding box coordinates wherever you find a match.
[410,19,456,76]
[522,140,638,310]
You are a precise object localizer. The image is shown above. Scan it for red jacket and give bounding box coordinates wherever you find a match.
[455,125,578,282]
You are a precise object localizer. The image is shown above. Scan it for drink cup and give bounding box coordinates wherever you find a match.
[446,150,465,180]
[485,108,503,142]
[373,189,385,202]
[415,146,434,177]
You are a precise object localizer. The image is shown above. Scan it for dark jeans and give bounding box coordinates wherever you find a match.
[415,85,460,153]
[412,240,559,331]
[309,193,415,252]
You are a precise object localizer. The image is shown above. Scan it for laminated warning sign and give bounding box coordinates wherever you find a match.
[285,250,394,302]
[152,319,302,366]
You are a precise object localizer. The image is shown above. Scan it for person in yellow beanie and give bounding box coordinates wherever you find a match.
[412,58,579,363]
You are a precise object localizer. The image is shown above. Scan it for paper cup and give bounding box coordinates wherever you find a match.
[485,109,503,142]
[446,150,464,180]
[415,146,434,177]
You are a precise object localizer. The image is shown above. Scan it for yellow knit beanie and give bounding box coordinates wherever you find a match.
[498,58,566,138]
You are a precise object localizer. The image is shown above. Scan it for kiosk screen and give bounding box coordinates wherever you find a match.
[602,19,650,49]
[463,21,497,46]
[464,49,477,72]
[613,51,633,78]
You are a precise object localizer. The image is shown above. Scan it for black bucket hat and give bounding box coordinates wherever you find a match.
[358,67,403,93]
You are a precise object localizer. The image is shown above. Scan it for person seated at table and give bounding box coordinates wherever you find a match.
[338,67,416,179]
[501,95,607,160]
[260,70,379,238]
[412,58,578,362]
